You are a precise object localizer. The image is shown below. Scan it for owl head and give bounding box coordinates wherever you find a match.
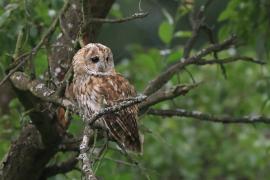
[72,43,115,76]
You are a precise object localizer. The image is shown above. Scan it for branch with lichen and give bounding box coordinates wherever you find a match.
[79,126,97,180]
[10,72,73,108]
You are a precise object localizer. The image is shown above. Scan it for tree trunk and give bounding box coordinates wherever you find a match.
[0,0,115,179]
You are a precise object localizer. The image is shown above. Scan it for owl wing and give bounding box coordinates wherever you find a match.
[94,74,142,153]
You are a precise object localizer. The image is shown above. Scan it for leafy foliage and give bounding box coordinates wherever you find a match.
[218,0,270,57]
[1,0,270,179]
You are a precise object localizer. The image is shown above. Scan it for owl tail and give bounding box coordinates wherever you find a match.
[123,133,144,154]
[104,113,144,154]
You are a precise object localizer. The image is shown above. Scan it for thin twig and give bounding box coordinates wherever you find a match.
[94,142,108,173]
[88,12,149,24]
[183,15,203,58]
[197,56,265,65]
[183,0,214,58]
[148,108,270,124]
[56,66,73,96]
[93,155,158,176]
[13,28,24,60]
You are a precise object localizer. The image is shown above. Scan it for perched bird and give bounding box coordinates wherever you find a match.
[71,43,142,153]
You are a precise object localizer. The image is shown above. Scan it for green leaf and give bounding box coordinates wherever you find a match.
[177,5,191,18]
[218,25,230,41]
[0,4,19,28]
[218,8,231,21]
[174,31,192,38]
[158,21,174,44]
[218,0,239,22]
[167,49,183,63]
[34,50,48,76]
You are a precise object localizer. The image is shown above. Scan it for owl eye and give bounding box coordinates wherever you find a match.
[106,57,109,62]
[91,56,99,63]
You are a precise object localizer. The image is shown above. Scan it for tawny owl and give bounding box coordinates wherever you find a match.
[71,43,142,153]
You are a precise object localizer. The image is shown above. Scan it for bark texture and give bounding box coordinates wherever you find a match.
[0,0,115,179]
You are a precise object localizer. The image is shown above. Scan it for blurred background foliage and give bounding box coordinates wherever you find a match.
[1,0,270,179]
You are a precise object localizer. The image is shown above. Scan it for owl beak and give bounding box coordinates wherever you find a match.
[98,63,106,72]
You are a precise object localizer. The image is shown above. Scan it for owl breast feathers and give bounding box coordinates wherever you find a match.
[71,43,142,153]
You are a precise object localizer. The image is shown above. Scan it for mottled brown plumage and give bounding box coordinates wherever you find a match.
[71,43,142,152]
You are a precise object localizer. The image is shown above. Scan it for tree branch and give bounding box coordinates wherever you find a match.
[140,83,200,111]
[10,71,148,117]
[183,0,214,58]
[88,95,147,126]
[79,127,97,180]
[143,35,237,96]
[88,12,149,24]
[148,109,270,124]
[10,72,73,108]
[197,56,265,65]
